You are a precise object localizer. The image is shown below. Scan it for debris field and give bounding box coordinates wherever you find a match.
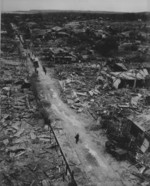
[1,11,150,186]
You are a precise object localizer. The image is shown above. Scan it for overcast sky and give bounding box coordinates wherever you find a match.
[1,0,149,12]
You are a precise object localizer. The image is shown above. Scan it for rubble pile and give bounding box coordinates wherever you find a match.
[0,59,67,185]
[54,63,150,119]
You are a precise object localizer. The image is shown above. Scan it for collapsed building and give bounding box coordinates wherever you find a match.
[102,109,150,163]
[42,47,78,64]
[111,68,150,89]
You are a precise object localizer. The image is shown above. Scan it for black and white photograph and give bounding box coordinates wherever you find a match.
[1,0,150,185]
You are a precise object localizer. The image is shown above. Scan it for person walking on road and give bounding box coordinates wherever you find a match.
[43,66,47,74]
[75,133,79,144]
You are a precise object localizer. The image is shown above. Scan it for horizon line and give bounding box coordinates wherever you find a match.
[2,9,149,14]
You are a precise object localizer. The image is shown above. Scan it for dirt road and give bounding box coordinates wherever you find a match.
[30,60,132,186]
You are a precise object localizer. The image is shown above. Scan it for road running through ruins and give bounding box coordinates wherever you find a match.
[27,56,129,186]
